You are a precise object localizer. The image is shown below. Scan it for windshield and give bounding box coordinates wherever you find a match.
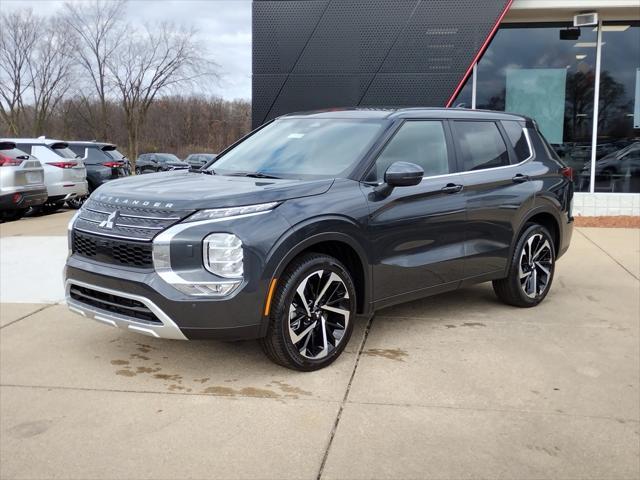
[157,153,180,163]
[209,118,385,178]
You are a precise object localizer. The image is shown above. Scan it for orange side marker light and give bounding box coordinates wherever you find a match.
[264,278,278,316]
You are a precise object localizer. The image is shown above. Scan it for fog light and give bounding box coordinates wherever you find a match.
[203,233,243,278]
[172,282,239,297]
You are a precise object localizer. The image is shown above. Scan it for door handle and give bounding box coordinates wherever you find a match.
[512,174,530,183]
[441,183,463,194]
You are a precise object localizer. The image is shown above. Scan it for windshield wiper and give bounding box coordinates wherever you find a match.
[192,168,215,175]
[224,171,281,179]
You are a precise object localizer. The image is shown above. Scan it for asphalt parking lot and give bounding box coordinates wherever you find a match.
[1,211,639,480]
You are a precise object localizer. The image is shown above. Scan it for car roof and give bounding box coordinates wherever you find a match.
[65,141,117,148]
[279,107,531,123]
[0,137,69,146]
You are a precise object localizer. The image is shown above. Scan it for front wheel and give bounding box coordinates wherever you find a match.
[260,253,356,371]
[493,224,556,307]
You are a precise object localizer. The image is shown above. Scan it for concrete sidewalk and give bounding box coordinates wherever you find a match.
[1,213,638,479]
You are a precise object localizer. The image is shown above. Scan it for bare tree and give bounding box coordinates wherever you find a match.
[107,23,217,166]
[63,0,126,140]
[28,18,75,136]
[0,9,40,135]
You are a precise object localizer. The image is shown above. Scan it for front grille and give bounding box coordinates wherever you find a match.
[73,231,153,268]
[69,285,161,324]
[73,197,194,241]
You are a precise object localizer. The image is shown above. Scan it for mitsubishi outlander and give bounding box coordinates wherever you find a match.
[64,108,573,371]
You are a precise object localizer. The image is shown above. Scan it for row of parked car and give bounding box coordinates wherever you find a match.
[0,136,217,221]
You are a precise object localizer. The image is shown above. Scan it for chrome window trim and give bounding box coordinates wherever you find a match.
[365,126,534,186]
[65,279,188,340]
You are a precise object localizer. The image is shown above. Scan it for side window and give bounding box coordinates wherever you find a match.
[15,144,32,155]
[69,146,84,157]
[371,121,450,181]
[453,121,510,171]
[502,120,531,162]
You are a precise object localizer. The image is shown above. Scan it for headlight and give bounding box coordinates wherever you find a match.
[185,202,279,223]
[203,233,243,278]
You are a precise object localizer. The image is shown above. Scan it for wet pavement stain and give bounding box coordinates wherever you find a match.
[168,384,186,391]
[8,420,51,439]
[193,377,210,383]
[153,373,182,382]
[130,353,150,361]
[115,369,136,377]
[445,324,457,329]
[110,359,129,366]
[461,322,486,327]
[364,348,408,362]
[136,366,161,374]
[272,380,312,397]
[202,386,281,398]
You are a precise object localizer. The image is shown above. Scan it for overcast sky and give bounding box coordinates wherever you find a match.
[3,0,252,100]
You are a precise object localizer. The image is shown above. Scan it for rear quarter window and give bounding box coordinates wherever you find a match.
[0,144,30,159]
[501,121,532,163]
[85,147,111,164]
[50,144,78,159]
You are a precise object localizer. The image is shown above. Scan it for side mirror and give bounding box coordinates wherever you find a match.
[384,161,423,187]
[373,161,423,197]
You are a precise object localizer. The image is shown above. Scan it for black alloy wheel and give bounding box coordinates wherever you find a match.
[261,253,356,371]
[493,223,556,307]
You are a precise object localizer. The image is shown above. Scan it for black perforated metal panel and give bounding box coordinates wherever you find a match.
[252,0,512,127]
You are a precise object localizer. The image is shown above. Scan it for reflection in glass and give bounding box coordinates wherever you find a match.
[591,22,640,193]
[458,23,598,191]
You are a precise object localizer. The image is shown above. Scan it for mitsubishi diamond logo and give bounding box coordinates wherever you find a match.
[99,211,119,230]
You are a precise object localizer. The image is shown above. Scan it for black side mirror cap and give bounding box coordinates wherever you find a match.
[385,161,424,187]
[373,161,424,197]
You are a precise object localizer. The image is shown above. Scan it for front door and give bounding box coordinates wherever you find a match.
[363,120,467,303]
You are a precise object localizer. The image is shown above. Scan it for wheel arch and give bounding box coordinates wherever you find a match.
[517,206,562,255]
[267,225,372,317]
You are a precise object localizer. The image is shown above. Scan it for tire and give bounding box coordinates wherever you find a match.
[66,195,87,209]
[135,167,142,175]
[42,201,64,214]
[0,209,26,222]
[493,223,556,308]
[260,253,357,371]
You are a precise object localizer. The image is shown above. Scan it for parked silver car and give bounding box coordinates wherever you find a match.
[0,141,47,221]
[10,137,88,212]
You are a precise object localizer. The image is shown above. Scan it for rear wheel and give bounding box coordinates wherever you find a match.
[493,224,556,307]
[41,201,64,214]
[66,195,87,209]
[0,209,26,222]
[260,253,356,371]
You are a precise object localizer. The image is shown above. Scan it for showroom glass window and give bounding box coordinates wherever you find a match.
[456,23,598,192]
[596,22,640,193]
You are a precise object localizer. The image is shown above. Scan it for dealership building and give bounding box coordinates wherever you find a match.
[253,0,640,215]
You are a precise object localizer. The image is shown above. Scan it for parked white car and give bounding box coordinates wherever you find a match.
[0,141,47,221]
[9,137,88,211]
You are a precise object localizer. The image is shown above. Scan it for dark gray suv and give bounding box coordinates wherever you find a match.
[64,108,573,370]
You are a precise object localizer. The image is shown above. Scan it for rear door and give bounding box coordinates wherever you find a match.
[363,119,467,303]
[451,119,537,279]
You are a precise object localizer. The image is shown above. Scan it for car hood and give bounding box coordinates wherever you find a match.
[91,170,334,210]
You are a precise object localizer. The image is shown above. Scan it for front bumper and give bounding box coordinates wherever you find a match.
[64,257,267,341]
[66,278,188,340]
